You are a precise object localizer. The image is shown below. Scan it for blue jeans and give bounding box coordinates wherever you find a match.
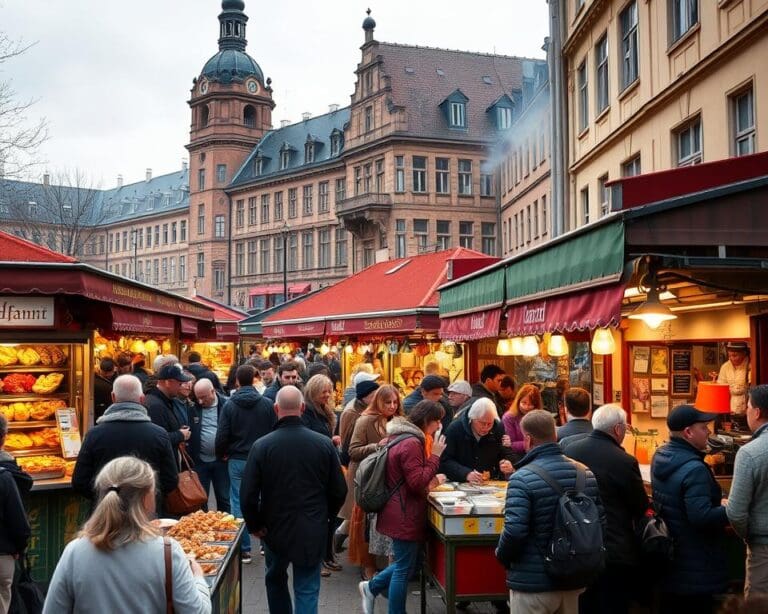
[264,544,321,614]
[196,459,231,513]
[228,459,250,553]
[368,538,420,614]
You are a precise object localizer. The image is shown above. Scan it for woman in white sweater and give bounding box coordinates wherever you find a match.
[43,456,211,614]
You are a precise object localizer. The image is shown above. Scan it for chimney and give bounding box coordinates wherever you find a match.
[145,168,152,182]
[328,103,339,113]
[42,172,50,186]
[181,158,188,171]
[117,174,124,188]
[301,112,312,122]
[280,119,291,128]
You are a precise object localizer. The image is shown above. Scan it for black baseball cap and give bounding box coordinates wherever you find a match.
[666,404,719,431]
[157,363,194,382]
[421,375,447,391]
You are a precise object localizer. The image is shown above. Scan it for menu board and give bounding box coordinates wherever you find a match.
[672,349,692,373]
[55,408,82,459]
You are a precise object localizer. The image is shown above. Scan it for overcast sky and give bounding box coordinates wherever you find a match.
[2,1,549,187]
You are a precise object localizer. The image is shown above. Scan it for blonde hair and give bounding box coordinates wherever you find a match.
[304,374,336,430]
[80,456,160,550]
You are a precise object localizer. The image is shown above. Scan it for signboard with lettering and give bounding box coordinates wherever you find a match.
[439,309,502,341]
[0,297,55,328]
[55,408,82,459]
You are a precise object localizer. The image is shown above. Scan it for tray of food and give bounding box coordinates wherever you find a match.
[17,455,67,480]
[433,498,473,515]
[200,562,221,576]
[429,490,467,501]
[468,496,505,515]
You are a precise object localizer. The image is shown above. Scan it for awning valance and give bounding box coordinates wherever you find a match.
[108,305,175,335]
[262,321,325,339]
[439,308,502,341]
[325,313,440,336]
[179,317,198,337]
[439,268,505,318]
[249,283,311,297]
[215,322,240,341]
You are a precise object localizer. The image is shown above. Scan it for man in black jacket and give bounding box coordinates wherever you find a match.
[262,360,302,401]
[72,375,178,512]
[93,357,117,421]
[186,350,223,391]
[241,385,346,614]
[215,364,276,563]
[556,387,593,446]
[144,363,193,451]
[458,364,507,419]
[562,404,648,614]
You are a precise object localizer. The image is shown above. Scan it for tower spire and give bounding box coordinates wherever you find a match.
[218,0,248,52]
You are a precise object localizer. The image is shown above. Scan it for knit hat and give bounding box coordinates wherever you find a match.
[421,375,447,391]
[356,380,379,400]
[353,371,380,387]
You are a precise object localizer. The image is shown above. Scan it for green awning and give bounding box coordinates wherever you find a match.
[439,267,505,317]
[506,220,625,304]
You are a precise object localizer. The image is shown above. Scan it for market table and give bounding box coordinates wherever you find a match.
[207,524,245,614]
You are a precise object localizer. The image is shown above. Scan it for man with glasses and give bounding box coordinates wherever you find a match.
[263,361,302,402]
[459,364,508,419]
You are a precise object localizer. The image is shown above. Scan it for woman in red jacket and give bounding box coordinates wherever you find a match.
[358,400,447,614]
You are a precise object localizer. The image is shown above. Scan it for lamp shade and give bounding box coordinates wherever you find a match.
[591,328,616,355]
[694,382,731,414]
[627,287,677,329]
[521,335,540,357]
[510,337,525,356]
[496,338,514,356]
[547,334,569,357]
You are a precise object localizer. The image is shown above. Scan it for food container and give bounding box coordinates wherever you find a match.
[429,490,467,501]
[27,468,65,481]
[469,496,504,515]
[434,498,473,515]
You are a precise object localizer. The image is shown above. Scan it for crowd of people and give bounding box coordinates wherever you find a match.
[1,347,767,614]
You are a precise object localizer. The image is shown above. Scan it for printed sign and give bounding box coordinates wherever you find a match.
[0,297,54,327]
[55,408,82,458]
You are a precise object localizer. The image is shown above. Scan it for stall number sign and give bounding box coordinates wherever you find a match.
[55,408,82,459]
[0,297,55,327]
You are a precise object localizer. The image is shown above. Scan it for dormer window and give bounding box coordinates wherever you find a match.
[487,95,515,131]
[254,156,263,175]
[330,130,343,157]
[305,142,315,164]
[498,107,513,130]
[450,102,466,128]
[279,144,294,171]
[440,90,469,130]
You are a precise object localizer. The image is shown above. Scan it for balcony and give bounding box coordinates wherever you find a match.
[335,192,393,235]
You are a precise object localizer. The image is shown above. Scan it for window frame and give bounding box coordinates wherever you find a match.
[731,86,755,157]
[435,158,450,195]
[450,102,466,128]
[619,1,639,92]
[458,159,473,196]
[578,59,589,132]
[412,156,427,193]
[669,0,698,45]
[595,34,609,114]
[674,115,703,167]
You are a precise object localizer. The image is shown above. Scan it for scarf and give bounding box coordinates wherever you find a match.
[424,432,433,457]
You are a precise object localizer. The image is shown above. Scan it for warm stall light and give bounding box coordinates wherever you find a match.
[356,343,368,355]
[694,382,731,414]
[627,286,677,329]
[510,337,525,356]
[496,339,514,356]
[144,339,159,353]
[344,344,353,354]
[591,328,616,355]
[130,339,146,354]
[521,336,540,357]
[320,342,330,356]
[547,334,569,357]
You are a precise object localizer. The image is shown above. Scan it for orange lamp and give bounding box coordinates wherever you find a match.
[694,382,731,414]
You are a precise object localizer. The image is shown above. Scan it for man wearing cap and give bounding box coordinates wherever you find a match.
[342,365,377,405]
[727,385,768,598]
[651,404,730,612]
[144,362,194,451]
[718,341,751,415]
[402,374,446,415]
[447,380,472,411]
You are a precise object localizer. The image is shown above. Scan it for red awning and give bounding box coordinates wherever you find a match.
[505,283,624,336]
[108,305,175,335]
[215,322,240,341]
[179,317,198,337]
[249,284,311,296]
[439,308,502,341]
[262,321,325,339]
[325,313,440,336]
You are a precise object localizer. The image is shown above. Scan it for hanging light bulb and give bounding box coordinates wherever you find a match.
[320,342,330,355]
[144,339,159,353]
[521,335,540,357]
[496,339,514,356]
[510,337,525,355]
[130,339,146,354]
[547,334,569,357]
[344,343,353,354]
[591,328,616,354]
[627,271,677,330]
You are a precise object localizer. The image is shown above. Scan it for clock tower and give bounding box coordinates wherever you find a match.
[187,0,274,300]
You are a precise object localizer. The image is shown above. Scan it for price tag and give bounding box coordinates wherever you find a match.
[55,408,82,459]
[462,517,479,535]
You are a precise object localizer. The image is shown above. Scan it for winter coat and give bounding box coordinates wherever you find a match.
[338,399,367,519]
[458,382,505,419]
[439,410,517,482]
[144,387,188,449]
[557,418,593,443]
[72,402,179,503]
[651,437,729,595]
[301,400,334,439]
[0,449,33,496]
[262,379,281,402]
[0,465,30,555]
[93,373,114,421]
[727,422,768,543]
[376,419,440,542]
[214,386,276,461]
[187,391,227,465]
[240,416,347,567]
[563,430,648,567]
[495,442,603,592]
[186,362,222,392]
[402,388,425,415]
[502,412,525,454]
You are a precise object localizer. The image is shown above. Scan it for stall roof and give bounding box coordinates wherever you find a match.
[190,294,248,322]
[239,290,323,335]
[0,231,77,263]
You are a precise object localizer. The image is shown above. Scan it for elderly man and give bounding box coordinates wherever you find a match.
[447,380,472,411]
[189,378,230,513]
[241,386,346,614]
[651,404,730,613]
[563,404,648,614]
[728,384,768,599]
[144,363,193,451]
[73,375,178,511]
[440,397,516,484]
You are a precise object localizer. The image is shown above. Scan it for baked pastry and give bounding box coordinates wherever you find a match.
[37,346,52,365]
[0,347,18,366]
[32,373,64,394]
[12,402,31,422]
[17,347,41,366]
[17,455,66,474]
[49,346,67,367]
[0,404,13,422]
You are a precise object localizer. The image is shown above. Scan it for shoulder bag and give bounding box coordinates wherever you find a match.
[164,443,208,516]
[164,537,173,614]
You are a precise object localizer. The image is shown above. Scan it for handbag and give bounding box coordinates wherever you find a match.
[8,555,45,614]
[636,505,674,561]
[164,443,208,516]
[164,537,173,614]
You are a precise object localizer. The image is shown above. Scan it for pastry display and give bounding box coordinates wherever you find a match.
[1,373,36,394]
[6,428,60,451]
[32,373,65,394]
[16,347,41,366]
[0,347,18,367]
[5,433,33,450]
[0,400,66,422]
[17,455,67,475]
[64,460,76,477]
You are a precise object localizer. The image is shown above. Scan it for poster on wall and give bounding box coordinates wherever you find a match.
[632,377,651,413]
[651,348,669,375]
[633,347,650,374]
[651,395,670,418]
[652,378,669,393]
[593,383,604,405]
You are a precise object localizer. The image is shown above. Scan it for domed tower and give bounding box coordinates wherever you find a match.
[186,0,274,300]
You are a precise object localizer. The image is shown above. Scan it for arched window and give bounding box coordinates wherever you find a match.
[243,105,256,128]
[200,105,209,128]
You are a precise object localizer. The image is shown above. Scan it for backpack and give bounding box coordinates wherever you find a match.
[354,434,415,513]
[527,461,605,590]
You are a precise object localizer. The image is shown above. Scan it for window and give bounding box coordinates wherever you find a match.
[288,234,298,271]
[599,174,610,217]
[197,205,205,235]
[260,238,270,273]
[578,60,588,131]
[213,267,225,291]
[179,255,186,281]
[581,187,590,224]
[115,233,120,252]
[412,157,427,193]
[480,161,494,196]
[302,231,314,269]
[395,219,407,258]
[247,240,257,273]
[318,227,331,268]
[253,157,263,176]
[436,220,451,250]
[171,222,177,243]
[354,167,362,196]
[435,158,450,194]
[675,116,702,166]
[395,156,405,192]
[364,106,373,132]
[198,168,206,191]
[335,178,346,205]
[365,70,373,94]
[200,105,209,128]
[274,191,284,220]
[214,214,226,238]
[526,206,532,242]
[335,226,348,267]
[274,235,284,273]
[169,257,176,283]
[197,253,205,279]
[732,87,755,156]
[414,219,428,252]
[302,185,313,216]
[216,164,227,183]
[458,159,472,195]
[162,224,168,244]
[459,221,474,248]
[235,200,244,228]
[280,149,290,170]
[319,181,329,212]
[622,154,641,177]
[542,195,548,237]
[154,226,160,246]
[288,188,297,218]
[145,227,152,248]
[137,260,143,282]
[533,200,540,238]
[498,107,513,130]
[450,102,466,128]
[243,105,256,128]
[620,2,639,91]
[595,35,609,114]
[364,164,372,194]
[375,159,384,192]
[235,242,245,275]
[122,231,128,250]
[108,233,114,252]
[152,260,158,283]
[330,133,342,157]
[670,0,698,43]
[305,142,315,164]
[261,194,270,223]
[248,197,257,225]
[137,229,144,249]
[481,222,496,256]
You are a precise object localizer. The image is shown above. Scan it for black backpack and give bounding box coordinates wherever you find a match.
[527,461,605,590]
[354,434,415,513]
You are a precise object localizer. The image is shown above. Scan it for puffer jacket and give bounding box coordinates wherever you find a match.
[0,466,30,556]
[495,442,603,592]
[214,386,276,460]
[651,437,729,595]
[376,419,440,542]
